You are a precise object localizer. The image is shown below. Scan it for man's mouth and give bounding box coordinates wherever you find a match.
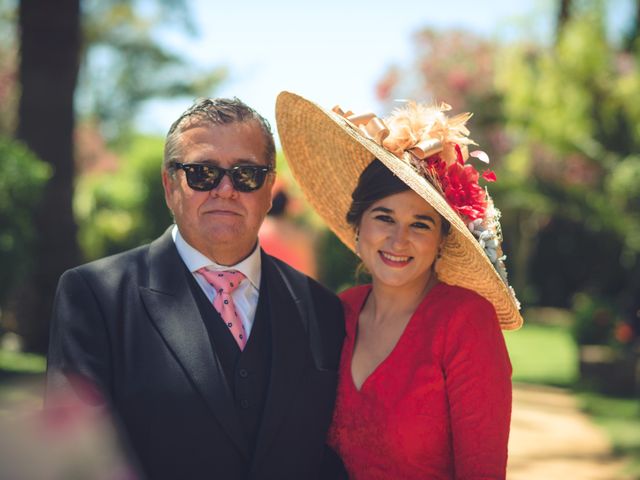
[205,209,241,216]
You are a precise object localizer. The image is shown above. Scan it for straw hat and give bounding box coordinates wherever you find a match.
[275,91,522,330]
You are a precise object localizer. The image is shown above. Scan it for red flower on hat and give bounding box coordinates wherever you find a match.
[425,154,448,179]
[482,170,497,182]
[441,162,487,221]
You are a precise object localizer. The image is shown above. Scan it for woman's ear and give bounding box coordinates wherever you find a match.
[437,232,447,259]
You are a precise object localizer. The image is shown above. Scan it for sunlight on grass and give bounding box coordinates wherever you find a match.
[504,323,578,387]
[0,349,46,374]
[503,322,640,476]
[578,392,640,477]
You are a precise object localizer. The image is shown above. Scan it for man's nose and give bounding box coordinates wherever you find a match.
[212,173,236,198]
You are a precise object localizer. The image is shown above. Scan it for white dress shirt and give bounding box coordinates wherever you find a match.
[171,225,262,337]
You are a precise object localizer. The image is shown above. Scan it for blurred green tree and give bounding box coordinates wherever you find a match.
[74,134,171,260]
[0,6,17,134]
[77,0,225,143]
[495,3,640,333]
[0,138,51,317]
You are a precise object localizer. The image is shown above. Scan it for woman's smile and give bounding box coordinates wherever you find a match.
[378,250,413,267]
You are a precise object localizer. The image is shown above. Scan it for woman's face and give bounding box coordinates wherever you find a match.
[357,190,445,290]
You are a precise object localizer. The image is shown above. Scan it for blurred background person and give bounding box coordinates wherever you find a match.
[259,180,318,278]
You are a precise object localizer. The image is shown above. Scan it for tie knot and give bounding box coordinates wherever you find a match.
[197,268,246,294]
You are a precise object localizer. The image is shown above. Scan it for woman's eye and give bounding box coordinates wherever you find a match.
[374,214,394,223]
[412,222,430,230]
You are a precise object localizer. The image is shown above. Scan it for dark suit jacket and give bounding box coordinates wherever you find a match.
[46,228,345,480]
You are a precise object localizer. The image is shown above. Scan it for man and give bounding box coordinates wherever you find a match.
[46,98,345,479]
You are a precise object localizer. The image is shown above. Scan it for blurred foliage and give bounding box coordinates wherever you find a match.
[78,0,225,143]
[0,3,17,134]
[75,135,171,260]
[572,292,635,348]
[377,29,506,163]
[316,229,360,293]
[0,138,51,306]
[496,6,640,323]
[0,348,46,374]
[0,0,225,144]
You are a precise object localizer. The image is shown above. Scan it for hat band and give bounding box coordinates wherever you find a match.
[332,105,444,160]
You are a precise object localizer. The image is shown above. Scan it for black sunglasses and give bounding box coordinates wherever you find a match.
[172,162,273,192]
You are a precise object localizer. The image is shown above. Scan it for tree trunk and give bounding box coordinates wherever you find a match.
[624,0,640,52]
[556,0,572,43]
[14,0,81,352]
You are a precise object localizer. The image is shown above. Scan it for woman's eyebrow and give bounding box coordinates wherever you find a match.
[371,206,393,214]
[415,214,436,224]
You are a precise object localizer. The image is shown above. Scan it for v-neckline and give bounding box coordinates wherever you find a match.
[349,284,440,393]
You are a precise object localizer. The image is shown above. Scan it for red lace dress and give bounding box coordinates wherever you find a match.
[328,283,512,480]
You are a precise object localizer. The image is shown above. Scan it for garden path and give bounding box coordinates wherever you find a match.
[508,383,629,479]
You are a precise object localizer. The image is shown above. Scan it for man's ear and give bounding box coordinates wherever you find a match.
[266,172,276,209]
[161,168,175,210]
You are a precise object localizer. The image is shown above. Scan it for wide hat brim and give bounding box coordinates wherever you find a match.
[276,91,523,330]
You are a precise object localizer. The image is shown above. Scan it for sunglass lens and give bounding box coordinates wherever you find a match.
[185,164,222,191]
[232,166,267,192]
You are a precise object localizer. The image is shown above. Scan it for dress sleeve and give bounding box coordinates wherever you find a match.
[442,294,512,480]
[45,268,113,408]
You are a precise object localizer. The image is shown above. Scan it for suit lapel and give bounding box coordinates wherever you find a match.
[252,252,310,469]
[138,228,250,459]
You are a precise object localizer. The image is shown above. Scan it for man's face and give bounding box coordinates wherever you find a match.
[162,121,274,265]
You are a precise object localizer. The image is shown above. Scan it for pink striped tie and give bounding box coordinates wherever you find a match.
[197,268,247,350]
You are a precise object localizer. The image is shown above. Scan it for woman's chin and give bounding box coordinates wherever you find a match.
[372,272,420,289]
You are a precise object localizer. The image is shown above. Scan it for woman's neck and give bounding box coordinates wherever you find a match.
[366,271,438,323]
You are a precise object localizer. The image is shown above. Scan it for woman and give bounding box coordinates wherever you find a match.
[276,92,523,479]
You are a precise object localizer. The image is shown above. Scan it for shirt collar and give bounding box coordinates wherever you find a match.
[171,225,261,289]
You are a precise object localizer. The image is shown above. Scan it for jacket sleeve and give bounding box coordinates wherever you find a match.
[45,268,113,408]
[442,296,512,480]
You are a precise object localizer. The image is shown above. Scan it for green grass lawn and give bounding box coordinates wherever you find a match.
[504,322,578,387]
[0,348,46,374]
[0,349,45,416]
[579,391,640,477]
[504,321,640,477]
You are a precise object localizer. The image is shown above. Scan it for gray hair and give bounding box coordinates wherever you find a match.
[163,97,276,172]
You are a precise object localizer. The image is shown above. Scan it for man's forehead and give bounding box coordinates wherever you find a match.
[178,122,267,164]
[179,120,263,141]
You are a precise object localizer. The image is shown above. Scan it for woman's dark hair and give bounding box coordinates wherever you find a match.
[346,159,450,235]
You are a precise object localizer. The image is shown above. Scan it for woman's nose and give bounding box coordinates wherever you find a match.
[390,225,410,248]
